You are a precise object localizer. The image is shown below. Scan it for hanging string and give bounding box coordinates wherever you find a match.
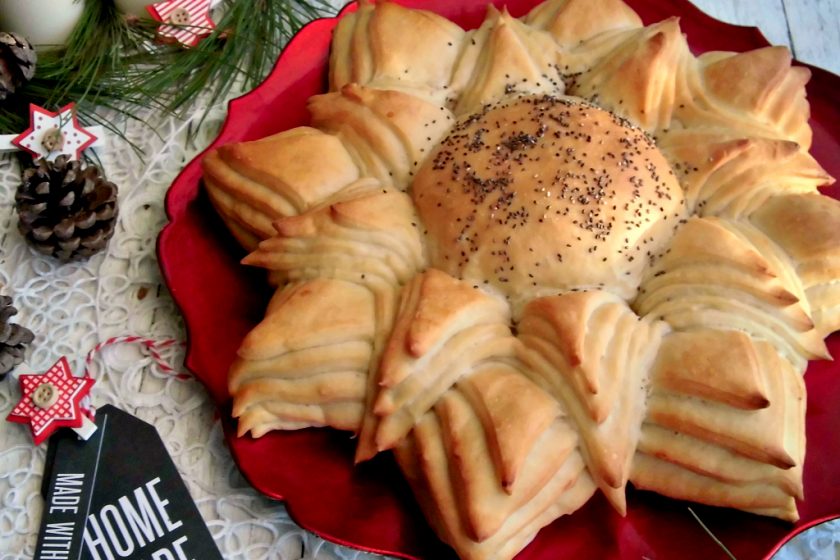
[83,335,189,379]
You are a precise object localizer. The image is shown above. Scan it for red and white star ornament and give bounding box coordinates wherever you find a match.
[147,0,215,47]
[6,357,97,445]
[8,103,100,162]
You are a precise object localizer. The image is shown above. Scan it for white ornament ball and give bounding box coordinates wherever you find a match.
[0,0,84,48]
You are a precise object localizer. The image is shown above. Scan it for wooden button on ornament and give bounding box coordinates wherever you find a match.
[32,382,59,408]
[9,102,98,161]
[40,127,65,152]
[148,0,214,47]
[168,7,190,25]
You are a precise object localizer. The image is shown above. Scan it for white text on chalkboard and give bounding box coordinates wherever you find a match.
[83,477,193,560]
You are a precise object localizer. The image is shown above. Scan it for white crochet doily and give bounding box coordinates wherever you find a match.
[0,5,837,560]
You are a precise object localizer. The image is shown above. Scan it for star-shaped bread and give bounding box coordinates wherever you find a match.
[200,1,838,558]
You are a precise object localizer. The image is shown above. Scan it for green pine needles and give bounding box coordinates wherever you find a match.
[0,0,334,142]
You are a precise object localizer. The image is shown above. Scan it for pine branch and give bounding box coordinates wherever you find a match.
[0,0,335,147]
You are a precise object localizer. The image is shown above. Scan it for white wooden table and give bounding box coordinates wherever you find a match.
[0,2,837,560]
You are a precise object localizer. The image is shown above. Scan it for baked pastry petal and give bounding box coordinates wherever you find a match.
[243,189,425,287]
[566,18,690,133]
[229,279,374,435]
[308,84,456,190]
[329,0,465,104]
[243,189,428,439]
[202,127,361,250]
[632,329,806,522]
[523,0,642,48]
[394,374,596,560]
[751,193,840,336]
[358,268,515,460]
[658,129,832,217]
[697,47,812,149]
[450,6,564,115]
[634,216,828,372]
[517,290,668,515]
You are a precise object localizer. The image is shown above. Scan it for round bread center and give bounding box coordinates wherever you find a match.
[412,95,686,304]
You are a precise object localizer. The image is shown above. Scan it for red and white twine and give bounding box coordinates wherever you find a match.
[83,335,189,380]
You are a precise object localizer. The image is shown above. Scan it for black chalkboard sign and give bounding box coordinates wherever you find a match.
[36,405,223,560]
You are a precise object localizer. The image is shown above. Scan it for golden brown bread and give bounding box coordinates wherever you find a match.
[202,83,456,252]
[448,6,563,115]
[657,129,832,217]
[236,189,428,440]
[356,268,600,557]
[308,84,455,189]
[565,18,689,132]
[203,127,361,249]
[518,290,668,514]
[751,193,840,336]
[329,0,464,104]
[633,329,805,521]
[356,269,514,460]
[523,0,642,47]
[394,376,596,560]
[199,0,840,556]
[634,216,828,371]
[412,94,686,309]
[562,25,813,146]
[698,47,812,149]
[229,279,375,435]
[243,189,425,287]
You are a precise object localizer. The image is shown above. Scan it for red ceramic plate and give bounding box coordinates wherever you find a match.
[158,1,840,558]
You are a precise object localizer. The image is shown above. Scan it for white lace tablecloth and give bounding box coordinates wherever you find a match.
[0,2,838,559]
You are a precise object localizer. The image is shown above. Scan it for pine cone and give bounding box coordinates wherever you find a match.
[16,156,119,262]
[0,295,34,379]
[0,31,37,101]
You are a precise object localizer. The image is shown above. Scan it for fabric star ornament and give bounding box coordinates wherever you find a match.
[6,357,97,445]
[148,0,215,47]
[11,103,97,162]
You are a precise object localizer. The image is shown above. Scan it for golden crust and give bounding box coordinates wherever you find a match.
[658,130,832,217]
[412,95,685,307]
[652,330,770,410]
[449,7,563,115]
[751,193,840,335]
[238,278,376,360]
[202,127,360,247]
[229,280,375,436]
[567,19,689,132]
[523,0,642,47]
[634,330,806,521]
[699,47,812,148]
[329,0,464,103]
[243,190,426,287]
[359,269,513,459]
[635,216,829,371]
[458,367,559,492]
[518,290,668,514]
[395,396,596,559]
[358,269,598,555]
[308,84,455,189]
